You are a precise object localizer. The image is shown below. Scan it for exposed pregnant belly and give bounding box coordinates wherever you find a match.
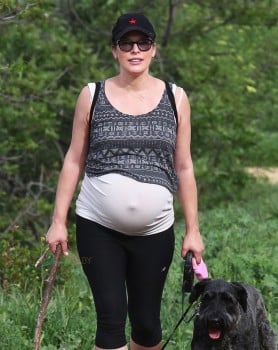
[76,173,174,235]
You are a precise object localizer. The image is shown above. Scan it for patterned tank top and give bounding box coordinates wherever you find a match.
[85,80,178,193]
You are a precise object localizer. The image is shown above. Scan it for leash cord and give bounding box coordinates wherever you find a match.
[161,302,195,349]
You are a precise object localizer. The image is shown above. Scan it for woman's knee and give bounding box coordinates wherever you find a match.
[131,319,162,347]
[95,318,127,348]
[94,292,128,348]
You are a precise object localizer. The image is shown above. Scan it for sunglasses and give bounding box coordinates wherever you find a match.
[117,39,154,52]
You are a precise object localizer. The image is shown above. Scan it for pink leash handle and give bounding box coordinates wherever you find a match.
[192,257,209,281]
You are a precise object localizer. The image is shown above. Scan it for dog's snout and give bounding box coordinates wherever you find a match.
[209,318,221,328]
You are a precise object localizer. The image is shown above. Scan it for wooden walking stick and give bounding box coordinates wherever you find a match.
[33,244,62,350]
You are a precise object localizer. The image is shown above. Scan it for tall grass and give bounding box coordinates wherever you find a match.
[0,181,277,349]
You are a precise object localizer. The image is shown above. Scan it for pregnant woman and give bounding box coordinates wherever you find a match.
[46,12,204,350]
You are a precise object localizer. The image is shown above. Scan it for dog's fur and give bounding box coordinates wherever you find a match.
[189,279,277,350]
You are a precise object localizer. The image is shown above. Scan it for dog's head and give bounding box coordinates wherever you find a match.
[189,279,248,341]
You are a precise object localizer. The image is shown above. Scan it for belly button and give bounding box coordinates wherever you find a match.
[128,203,138,211]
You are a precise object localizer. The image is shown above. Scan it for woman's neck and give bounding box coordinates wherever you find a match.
[114,72,155,91]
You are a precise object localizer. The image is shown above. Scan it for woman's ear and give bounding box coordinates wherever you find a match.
[152,43,157,58]
[112,45,118,60]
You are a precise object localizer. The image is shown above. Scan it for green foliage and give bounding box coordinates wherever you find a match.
[156,1,278,207]
[0,231,73,291]
[0,273,96,349]
[246,132,278,166]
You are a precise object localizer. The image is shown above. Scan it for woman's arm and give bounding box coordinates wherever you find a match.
[174,87,204,263]
[46,86,91,255]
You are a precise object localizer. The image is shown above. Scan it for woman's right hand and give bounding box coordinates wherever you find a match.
[45,222,69,256]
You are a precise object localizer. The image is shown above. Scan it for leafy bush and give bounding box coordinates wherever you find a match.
[0,230,74,291]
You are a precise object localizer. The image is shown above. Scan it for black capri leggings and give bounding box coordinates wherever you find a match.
[76,215,175,348]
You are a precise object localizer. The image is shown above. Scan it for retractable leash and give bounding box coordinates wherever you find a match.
[161,251,196,349]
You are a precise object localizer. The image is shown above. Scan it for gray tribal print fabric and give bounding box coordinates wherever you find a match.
[85,81,178,193]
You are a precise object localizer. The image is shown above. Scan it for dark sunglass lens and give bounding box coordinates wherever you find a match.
[118,40,133,52]
[138,40,152,51]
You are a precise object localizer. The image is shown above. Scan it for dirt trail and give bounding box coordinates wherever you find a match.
[245,167,278,184]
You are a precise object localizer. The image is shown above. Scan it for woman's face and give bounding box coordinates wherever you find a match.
[112,31,156,75]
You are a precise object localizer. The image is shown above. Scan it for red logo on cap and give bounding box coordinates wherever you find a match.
[129,18,136,24]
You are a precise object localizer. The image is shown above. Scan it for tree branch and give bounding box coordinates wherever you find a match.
[33,244,62,350]
[0,3,33,23]
[161,0,179,47]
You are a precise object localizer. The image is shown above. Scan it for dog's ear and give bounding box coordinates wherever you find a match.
[231,282,248,312]
[189,278,211,303]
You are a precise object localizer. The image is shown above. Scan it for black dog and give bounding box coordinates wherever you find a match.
[189,279,277,350]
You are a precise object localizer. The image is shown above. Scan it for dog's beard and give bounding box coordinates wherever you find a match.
[199,310,240,341]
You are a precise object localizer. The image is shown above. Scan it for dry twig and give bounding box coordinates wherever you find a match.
[33,244,62,350]
[34,247,49,268]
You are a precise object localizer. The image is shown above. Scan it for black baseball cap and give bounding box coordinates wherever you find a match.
[112,13,156,43]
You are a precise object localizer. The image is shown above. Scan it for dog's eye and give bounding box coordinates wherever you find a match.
[221,292,235,304]
[202,291,215,301]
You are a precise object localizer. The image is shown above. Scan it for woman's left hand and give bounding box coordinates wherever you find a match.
[181,229,204,264]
